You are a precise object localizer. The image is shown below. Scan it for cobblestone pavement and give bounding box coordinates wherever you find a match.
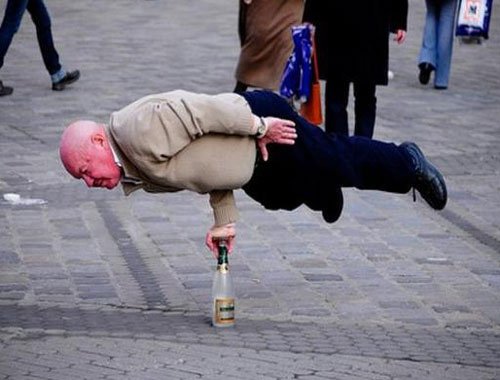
[0,0,499,379]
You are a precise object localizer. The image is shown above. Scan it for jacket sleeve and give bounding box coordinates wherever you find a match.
[117,90,258,162]
[155,90,258,155]
[389,0,408,32]
[209,190,239,226]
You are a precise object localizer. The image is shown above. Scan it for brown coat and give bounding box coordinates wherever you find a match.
[106,91,258,226]
[235,0,304,90]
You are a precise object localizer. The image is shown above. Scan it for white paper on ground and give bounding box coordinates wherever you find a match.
[3,193,47,206]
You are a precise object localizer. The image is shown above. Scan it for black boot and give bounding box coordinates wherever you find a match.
[400,142,447,210]
[418,63,434,85]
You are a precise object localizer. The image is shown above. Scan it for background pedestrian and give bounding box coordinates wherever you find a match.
[234,0,303,93]
[0,0,80,96]
[302,1,408,138]
[418,0,458,90]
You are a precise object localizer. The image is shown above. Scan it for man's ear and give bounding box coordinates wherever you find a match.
[90,132,106,147]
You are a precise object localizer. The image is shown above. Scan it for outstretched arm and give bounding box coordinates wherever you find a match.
[207,190,238,257]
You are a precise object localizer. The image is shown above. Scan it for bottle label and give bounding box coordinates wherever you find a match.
[214,297,235,324]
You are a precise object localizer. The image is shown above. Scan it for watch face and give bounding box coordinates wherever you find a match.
[257,118,266,136]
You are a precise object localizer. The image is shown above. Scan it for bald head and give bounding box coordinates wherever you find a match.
[60,120,101,174]
[59,120,122,189]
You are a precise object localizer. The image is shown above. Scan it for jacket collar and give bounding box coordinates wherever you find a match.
[104,124,144,195]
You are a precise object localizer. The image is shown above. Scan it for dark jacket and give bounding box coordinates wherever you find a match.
[303,0,408,85]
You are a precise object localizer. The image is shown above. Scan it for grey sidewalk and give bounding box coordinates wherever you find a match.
[0,0,499,379]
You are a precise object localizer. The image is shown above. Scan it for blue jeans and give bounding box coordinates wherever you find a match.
[418,0,458,87]
[0,0,61,75]
[241,91,414,214]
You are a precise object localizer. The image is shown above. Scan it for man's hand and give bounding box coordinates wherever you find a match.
[205,223,236,258]
[257,117,297,161]
[394,29,406,44]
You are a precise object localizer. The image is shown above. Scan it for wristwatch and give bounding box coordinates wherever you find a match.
[255,117,267,138]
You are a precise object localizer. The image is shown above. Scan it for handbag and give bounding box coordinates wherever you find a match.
[456,0,493,42]
[300,35,323,125]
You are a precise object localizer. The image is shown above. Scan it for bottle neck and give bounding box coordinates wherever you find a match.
[217,241,229,272]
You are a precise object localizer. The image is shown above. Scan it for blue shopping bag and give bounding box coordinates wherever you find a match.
[279,24,314,102]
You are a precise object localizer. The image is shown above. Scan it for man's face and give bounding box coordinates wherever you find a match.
[67,135,122,190]
[77,144,122,189]
[60,121,123,190]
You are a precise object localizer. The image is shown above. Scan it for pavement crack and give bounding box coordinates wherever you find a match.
[440,208,500,254]
[102,303,186,314]
[4,125,48,145]
[96,200,168,309]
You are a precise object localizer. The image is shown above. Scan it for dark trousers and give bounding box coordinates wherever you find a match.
[325,79,377,138]
[241,90,414,214]
[0,0,61,74]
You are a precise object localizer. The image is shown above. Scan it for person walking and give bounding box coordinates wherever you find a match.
[59,89,447,254]
[234,0,304,93]
[0,0,80,96]
[302,1,408,138]
[418,0,458,90]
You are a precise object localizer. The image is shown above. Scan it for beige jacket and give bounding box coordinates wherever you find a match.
[106,90,259,226]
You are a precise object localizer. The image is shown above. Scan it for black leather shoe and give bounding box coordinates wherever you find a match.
[321,187,344,223]
[0,80,13,96]
[52,70,80,91]
[418,63,434,85]
[322,206,342,224]
[400,142,447,210]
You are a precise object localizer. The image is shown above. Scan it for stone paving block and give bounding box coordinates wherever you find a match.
[139,367,203,380]
[42,368,106,380]
[0,250,20,264]
[218,368,277,380]
[33,286,72,296]
[0,360,51,375]
[0,284,28,292]
[0,292,26,300]
[446,320,492,329]
[0,363,25,378]
[291,308,332,317]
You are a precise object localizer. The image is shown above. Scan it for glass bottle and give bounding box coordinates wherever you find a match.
[212,240,235,327]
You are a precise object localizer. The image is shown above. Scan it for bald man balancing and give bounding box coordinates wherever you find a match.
[59,90,447,255]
